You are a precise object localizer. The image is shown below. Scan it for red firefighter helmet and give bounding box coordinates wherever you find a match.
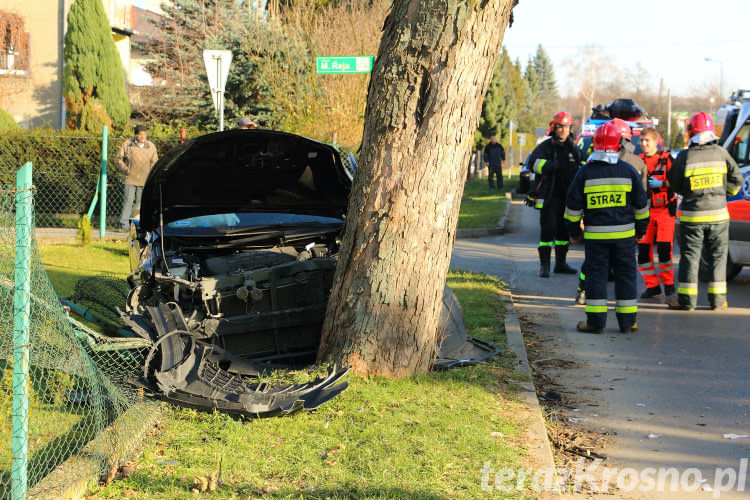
[687,111,714,138]
[609,118,632,140]
[593,122,621,152]
[549,111,573,133]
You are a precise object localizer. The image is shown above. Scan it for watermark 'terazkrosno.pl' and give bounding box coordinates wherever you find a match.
[481,458,749,498]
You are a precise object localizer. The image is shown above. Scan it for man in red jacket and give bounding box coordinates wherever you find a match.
[637,128,676,298]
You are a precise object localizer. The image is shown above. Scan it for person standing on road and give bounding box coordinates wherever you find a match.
[483,135,506,189]
[637,128,677,298]
[565,121,650,334]
[667,111,743,311]
[527,111,582,277]
[116,124,158,231]
[573,119,648,305]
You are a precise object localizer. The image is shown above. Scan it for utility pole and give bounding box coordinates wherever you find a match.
[667,88,672,150]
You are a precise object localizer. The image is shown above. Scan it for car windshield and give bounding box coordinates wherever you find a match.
[166,213,344,233]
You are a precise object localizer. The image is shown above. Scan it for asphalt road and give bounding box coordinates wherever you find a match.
[451,198,750,499]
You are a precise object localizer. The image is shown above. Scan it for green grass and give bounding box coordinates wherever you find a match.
[35,244,531,498]
[37,240,130,297]
[457,176,518,230]
[89,270,528,499]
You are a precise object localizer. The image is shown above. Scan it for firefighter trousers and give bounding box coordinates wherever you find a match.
[637,210,675,288]
[584,238,637,330]
[539,198,570,250]
[676,222,728,309]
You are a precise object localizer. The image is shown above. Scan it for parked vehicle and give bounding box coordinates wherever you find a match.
[518,154,532,194]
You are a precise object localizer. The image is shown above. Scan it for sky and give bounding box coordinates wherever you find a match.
[501,0,750,98]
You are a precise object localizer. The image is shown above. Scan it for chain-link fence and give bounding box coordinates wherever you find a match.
[1,162,159,499]
[0,130,182,230]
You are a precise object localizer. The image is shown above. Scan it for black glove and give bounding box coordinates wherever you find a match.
[636,231,646,241]
[667,200,677,217]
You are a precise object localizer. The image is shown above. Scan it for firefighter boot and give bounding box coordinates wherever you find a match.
[538,246,551,278]
[554,246,577,274]
[640,286,662,298]
[577,321,603,334]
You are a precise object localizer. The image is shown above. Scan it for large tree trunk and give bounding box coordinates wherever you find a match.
[317,0,514,377]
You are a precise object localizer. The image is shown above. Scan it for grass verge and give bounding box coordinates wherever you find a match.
[458,176,518,230]
[37,240,130,297]
[37,245,533,498]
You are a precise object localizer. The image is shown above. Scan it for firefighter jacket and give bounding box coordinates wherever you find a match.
[639,150,676,211]
[564,152,650,240]
[619,143,648,191]
[666,142,743,224]
[527,136,581,209]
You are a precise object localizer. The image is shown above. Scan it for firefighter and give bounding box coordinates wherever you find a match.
[666,111,743,311]
[610,118,648,191]
[527,111,582,277]
[565,122,650,333]
[637,128,677,298]
[573,119,646,305]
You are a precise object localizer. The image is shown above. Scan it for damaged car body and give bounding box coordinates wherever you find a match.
[122,129,499,417]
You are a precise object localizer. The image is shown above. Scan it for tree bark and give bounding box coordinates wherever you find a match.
[317,0,514,377]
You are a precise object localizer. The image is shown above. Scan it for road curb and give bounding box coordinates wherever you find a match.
[501,289,560,497]
[456,191,512,239]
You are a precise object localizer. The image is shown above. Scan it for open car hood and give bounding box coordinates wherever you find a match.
[139,130,352,231]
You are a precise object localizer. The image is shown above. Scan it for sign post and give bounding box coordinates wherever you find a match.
[203,50,233,131]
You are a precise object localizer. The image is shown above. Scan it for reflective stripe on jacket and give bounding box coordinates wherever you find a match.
[666,143,743,224]
[639,150,676,209]
[527,137,582,209]
[564,159,650,240]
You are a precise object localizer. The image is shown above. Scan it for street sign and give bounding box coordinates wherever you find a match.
[517,134,526,147]
[316,56,373,74]
[203,50,233,131]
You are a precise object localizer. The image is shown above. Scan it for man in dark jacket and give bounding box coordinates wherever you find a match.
[565,121,650,334]
[527,111,582,277]
[483,135,506,189]
[667,111,743,311]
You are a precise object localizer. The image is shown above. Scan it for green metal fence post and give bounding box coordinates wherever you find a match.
[99,125,108,238]
[11,161,33,500]
[86,175,100,221]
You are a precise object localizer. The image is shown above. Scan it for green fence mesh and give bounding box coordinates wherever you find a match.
[0,174,159,499]
[0,132,181,230]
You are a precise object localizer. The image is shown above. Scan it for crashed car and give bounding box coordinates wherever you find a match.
[122,129,500,417]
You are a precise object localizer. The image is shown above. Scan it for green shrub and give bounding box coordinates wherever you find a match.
[0,107,19,130]
[77,214,92,245]
[0,129,182,219]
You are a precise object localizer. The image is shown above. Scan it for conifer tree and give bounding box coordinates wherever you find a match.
[533,44,559,97]
[478,47,525,145]
[63,0,130,130]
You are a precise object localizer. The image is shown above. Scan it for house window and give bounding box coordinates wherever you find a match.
[0,11,30,75]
